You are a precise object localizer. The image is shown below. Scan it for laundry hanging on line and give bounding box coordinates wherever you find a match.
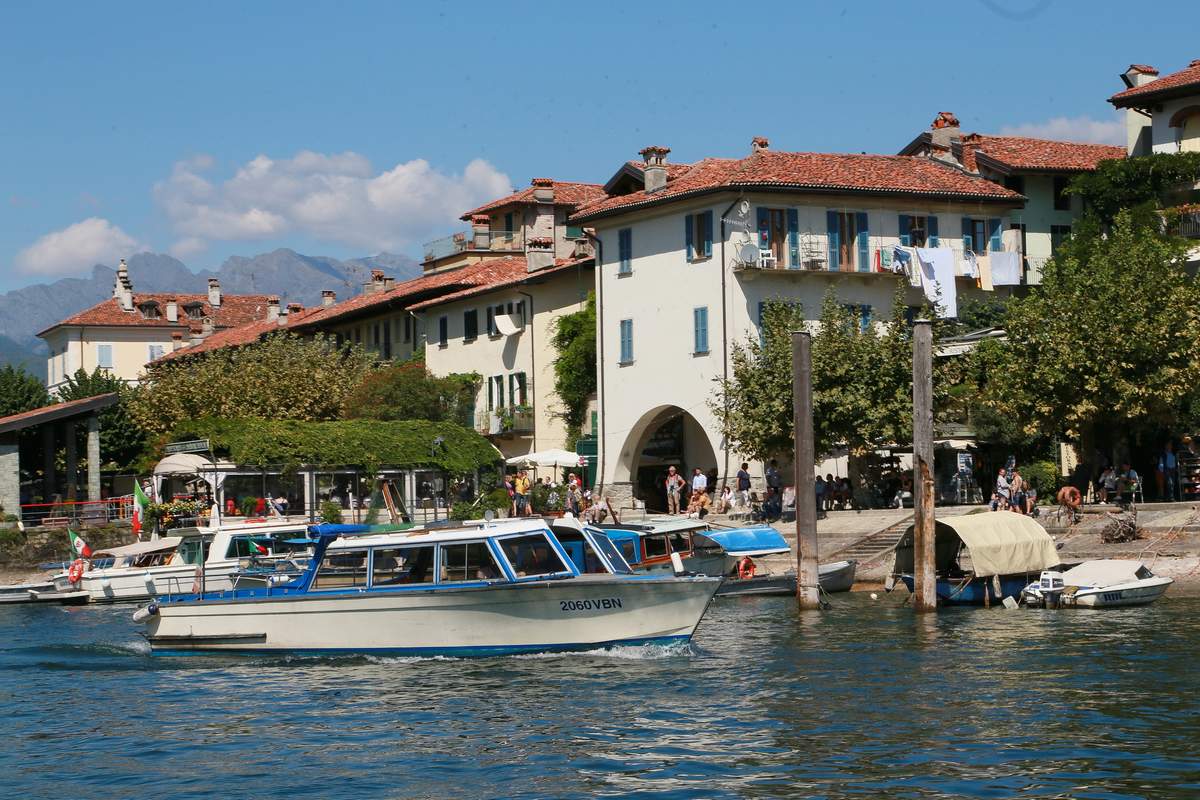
[976,254,994,291]
[990,250,1022,286]
[915,247,958,318]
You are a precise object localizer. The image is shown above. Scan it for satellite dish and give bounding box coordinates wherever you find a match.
[738,199,751,216]
[738,242,759,264]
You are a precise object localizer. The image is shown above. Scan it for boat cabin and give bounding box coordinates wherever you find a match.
[93,537,184,569]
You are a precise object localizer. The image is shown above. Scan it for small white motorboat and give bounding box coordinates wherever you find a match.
[1021,560,1173,608]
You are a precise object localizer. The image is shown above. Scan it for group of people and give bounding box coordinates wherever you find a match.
[504,470,589,518]
[1095,463,1141,505]
[814,474,854,511]
[991,464,1037,514]
[661,460,789,522]
[664,465,716,518]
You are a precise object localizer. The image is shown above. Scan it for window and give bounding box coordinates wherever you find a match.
[1009,223,1027,255]
[488,375,505,410]
[312,548,369,590]
[440,541,502,582]
[437,315,448,347]
[643,534,670,559]
[899,214,938,248]
[370,545,435,586]
[508,372,528,406]
[842,304,872,334]
[184,303,204,319]
[756,207,792,267]
[499,534,569,577]
[827,211,869,271]
[1051,224,1072,253]
[403,315,412,343]
[618,319,633,364]
[693,307,709,354]
[668,531,691,555]
[566,224,584,239]
[587,531,632,574]
[382,320,392,360]
[686,210,713,262]
[138,302,161,320]
[486,306,498,336]
[962,217,1001,253]
[1053,176,1071,211]
[1004,175,1026,195]
[148,344,164,361]
[503,211,514,235]
[554,529,609,575]
[617,228,632,274]
[463,309,479,341]
[96,344,113,370]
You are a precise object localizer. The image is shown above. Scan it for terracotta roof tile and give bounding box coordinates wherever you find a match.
[151,307,325,363]
[407,256,592,311]
[38,293,273,337]
[1110,60,1200,106]
[461,180,606,219]
[961,134,1125,173]
[571,151,1023,223]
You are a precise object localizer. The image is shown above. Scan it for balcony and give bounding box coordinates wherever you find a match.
[423,230,524,262]
[1179,212,1200,240]
[474,407,535,437]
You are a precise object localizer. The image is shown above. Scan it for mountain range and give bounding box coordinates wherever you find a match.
[0,249,421,377]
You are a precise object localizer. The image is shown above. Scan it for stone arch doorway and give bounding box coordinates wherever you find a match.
[614,405,719,512]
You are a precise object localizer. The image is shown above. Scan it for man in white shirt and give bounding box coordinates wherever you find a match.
[692,468,708,494]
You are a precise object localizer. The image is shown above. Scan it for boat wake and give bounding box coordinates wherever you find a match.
[512,640,695,661]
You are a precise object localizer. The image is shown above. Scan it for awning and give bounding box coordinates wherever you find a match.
[1061,559,1145,587]
[94,536,183,558]
[892,512,1059,578]
[152,454,233,499]
[505,449,582,469]
[696,527,791,557]
[494,313,522,336]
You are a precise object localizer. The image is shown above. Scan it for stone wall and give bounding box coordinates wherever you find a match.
[0,521,134,568]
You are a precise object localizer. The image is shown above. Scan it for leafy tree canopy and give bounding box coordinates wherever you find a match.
[130,332,376,438]
[550,292,597,447]
[0,364,48,417]
[57,367,148,470]
[1069,151,1200,225]
[343,353,479,424]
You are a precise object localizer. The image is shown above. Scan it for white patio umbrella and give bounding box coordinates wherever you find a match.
[505,449,583,470]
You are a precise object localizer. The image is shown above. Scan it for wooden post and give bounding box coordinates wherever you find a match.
[912,320,937,612]
[792,331,821,610]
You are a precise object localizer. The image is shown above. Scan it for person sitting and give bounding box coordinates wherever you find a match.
[686,488,712,519]
[716,485,732,514]
[1117,463,1140,505]
[1097,466,1117,504]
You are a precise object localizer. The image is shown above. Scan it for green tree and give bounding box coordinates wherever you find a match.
[131,332,376,438]
[979,210,1200,449]
[1068,152,1200,226]
[0,364,48,417]
[57,367,148,470]
[550,292,597,447]
[342,355,480,424]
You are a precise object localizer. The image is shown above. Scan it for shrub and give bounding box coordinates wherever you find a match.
[1023,460,1060,502]
[319,501,344,524]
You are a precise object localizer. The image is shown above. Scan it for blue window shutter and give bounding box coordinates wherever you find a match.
[694,307,708,353]
[898,214,910,247]
[756,207,770,250]
[685,214,694,262]
[928,216,939,246]
[618,228,632,273]
[826,210,839,271]
[860,305,872,334]
[703,210,713,258]
[856,212,869,272]
[757,301,766,345]
[487,377,494,409]
[786,209,799,268]
[619,320,633,362]
[988,218,1002,252]
[961,217,973,253]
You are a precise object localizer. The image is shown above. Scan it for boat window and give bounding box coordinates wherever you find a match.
[1136,566,1152,580]
[588,531,633,574]
[312,548,369,590]
[371,546,435,586]
[226,536,273,559]
[668,532,691,555]
[178,538,210,566]
[499,534,569,578]
[439,541,502,582]
[554,529,609,574]
[618,539,638,564]
[643,534,670,559]
[692,533,723,554]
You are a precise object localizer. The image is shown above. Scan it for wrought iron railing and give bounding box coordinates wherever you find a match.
[423,230,524,261]
[474,407,535,436]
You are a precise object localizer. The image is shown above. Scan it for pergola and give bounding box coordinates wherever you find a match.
[0,392,119,515]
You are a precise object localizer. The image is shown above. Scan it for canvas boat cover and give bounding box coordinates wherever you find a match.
[892,512,1058,578]
[1061,559,1147,587]
[698,527,791,557]
[93,536,183,558]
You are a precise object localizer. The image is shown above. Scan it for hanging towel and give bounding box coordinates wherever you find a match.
[990,251,1022,286]
[915,247,958,318]
[892,246,919,285]
[962,250,979,279]
[977,254,993,291]
[1001,228,1023,254]
[881,248,893,271]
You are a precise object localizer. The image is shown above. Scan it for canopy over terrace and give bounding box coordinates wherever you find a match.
[0,392,119,515]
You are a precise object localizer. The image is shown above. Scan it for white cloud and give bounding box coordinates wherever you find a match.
[15,218,143,276]
[153,150,513,254]
[998,115,1125,145]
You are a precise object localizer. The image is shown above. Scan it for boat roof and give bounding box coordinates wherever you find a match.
[324,518,557,550]
[1062,559,1147,586]
[893,512,1059,578]
[697,527,790,557]
[94,537,183,558]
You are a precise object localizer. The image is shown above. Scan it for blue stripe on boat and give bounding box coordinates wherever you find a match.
[148,634,692,658]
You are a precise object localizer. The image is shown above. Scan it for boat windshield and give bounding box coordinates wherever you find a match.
[668,531,692,555]
[643,534,670,559]
[439,541,502,582]
[499,534,570,578]
[587,531,632,574]
[555,529,612,575]
[225,532,309,559]
[177,538,210,566]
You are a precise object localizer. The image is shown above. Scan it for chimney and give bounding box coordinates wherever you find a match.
[531,177,555,204]
[165,296,178,323]
[207,278,222,309]
[171,331,184,351]
[321,290,337,308]
[1121,65,1160,156]
[527,237,555,272]
[265,296,280,322]
[929,111,961,151]
[363,269,386,295]
[277,303,289,326]
[189,326,203,347]
[751,136,770,154]
[201,317,214,338]
[114,258,134,312]
[287,302,303,315]
[639,146,670,194]
[471,214,492,249]
[573,237,593,259]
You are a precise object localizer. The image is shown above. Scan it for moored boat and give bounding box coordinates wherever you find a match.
[716,560,859,597]
[135,519,722,656]
[1021,560,1173,608]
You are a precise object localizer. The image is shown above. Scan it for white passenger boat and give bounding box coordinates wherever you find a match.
[135,518,722,656]
[1021,560,1173,608]
[54,518,311,603]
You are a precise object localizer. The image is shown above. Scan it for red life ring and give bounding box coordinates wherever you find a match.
[737,557,757,580]
[67,559,86,585]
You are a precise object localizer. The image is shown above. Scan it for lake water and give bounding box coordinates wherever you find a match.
[2,593,1198,799]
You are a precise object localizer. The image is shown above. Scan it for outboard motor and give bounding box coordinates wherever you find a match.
[1038,570,1065,608]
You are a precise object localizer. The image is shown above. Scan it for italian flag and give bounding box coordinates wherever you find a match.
[248,539,268,555]
[68,529,93,559]
[132,481,151,539]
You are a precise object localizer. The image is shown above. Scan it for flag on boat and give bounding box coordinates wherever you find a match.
[132,481,151,539]
[248,539,268,555]
[68,529,92,559]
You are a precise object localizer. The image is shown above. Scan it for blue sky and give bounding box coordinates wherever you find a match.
[1,0,1194,291]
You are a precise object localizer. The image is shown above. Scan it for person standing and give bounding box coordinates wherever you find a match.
[665,466,685,514]
[1158,442,1178,501]
[735,463,752,510]
[692,467,708,495]
[1009,469,1026,515]
[766,460,782,494]
[514,470,531,516]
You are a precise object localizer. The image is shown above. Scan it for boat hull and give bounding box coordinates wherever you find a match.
[56,563,241,603]
[145,576,721,656]
[899,574,1030,606]
[1068,577,1173,607]
[715,561,858,597]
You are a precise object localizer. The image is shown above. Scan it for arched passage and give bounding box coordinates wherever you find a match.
[614,405,719,511]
